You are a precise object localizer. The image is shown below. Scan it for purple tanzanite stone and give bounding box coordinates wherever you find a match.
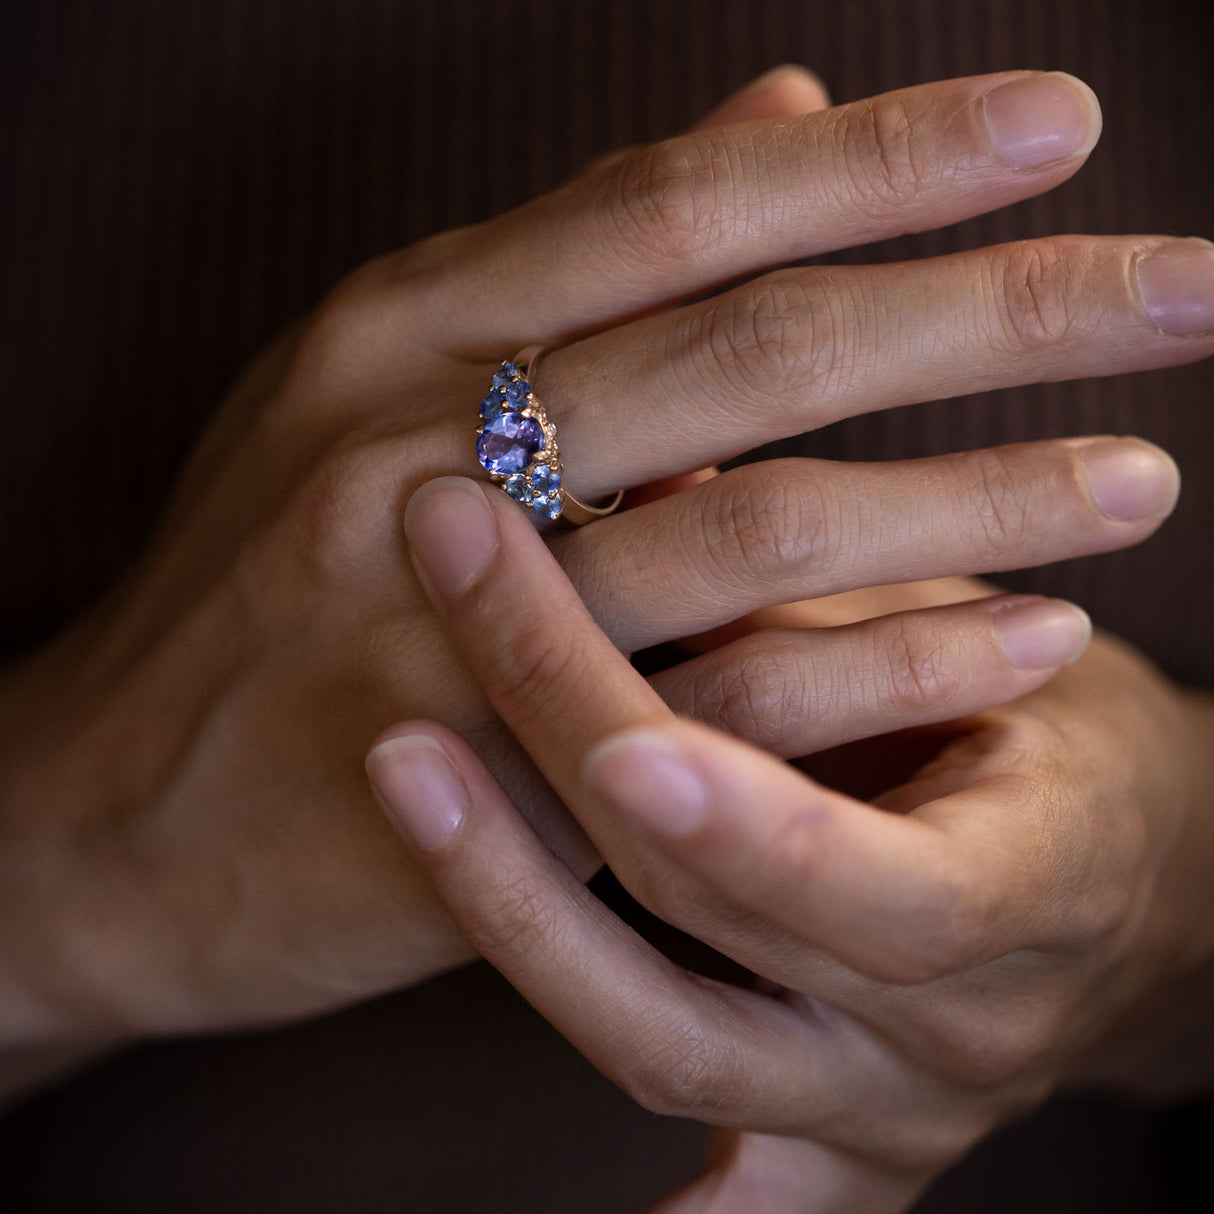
[477,412,544,474]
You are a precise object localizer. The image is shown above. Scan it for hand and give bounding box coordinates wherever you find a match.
[368,477,1214,1213]
[1,67,1207,1061]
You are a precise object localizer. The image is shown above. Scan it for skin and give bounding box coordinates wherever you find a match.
[1,66,1211,1115]
[369,478,1214,1213]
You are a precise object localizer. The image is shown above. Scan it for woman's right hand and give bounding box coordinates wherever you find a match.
[370,473,1209,1214]
[1,66,1208,1061]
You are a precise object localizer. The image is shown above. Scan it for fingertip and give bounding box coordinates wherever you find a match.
[754,63,832,109]
[1054,70,1103,142]
[981,70,1102,170]
[583,715,828,842]
[403,474,495,531]
[692,64,832,129]
[366,728,470,852]
[403,476,500,600]
[983,595,1092,671]
[1136,238,1214,337]
[583,727,710,837]
[1075,437,1182,523]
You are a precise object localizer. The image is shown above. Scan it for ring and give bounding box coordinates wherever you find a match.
[475,346,624,525]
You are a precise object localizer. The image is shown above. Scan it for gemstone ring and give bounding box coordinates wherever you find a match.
[475,345,624,525]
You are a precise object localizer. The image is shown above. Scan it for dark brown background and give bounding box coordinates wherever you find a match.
[1,1,1212,1210]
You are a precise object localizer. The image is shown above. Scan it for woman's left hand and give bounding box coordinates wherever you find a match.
[367,475,1214,1213]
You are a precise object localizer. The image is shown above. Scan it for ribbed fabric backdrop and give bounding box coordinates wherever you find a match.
[1,1,1212,1211]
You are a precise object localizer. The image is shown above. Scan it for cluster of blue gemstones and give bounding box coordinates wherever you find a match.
[476,361,563,519]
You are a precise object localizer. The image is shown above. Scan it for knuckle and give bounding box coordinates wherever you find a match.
[700,464,835,590]
[581,144,636,176]
[696,272,867,411]
[910,885,993,982]
[982,704,1062,767]
[870,875,994,986]
[297,279,397,382]
[295,291,364,381]
[876,613,960,716]
[706,285,795,402]
[466,873,569,966]
[602,134,733,267]
[1011,718,1150,951]
[986,238,1085,355]
[837,94,926,214]
[959,446,1033,554]
[937,1002,1068,1090]
[1059,886,1129,951]
[861,1112,992,1175]
[621,865,693,928]
[348,227,472,309]
[482,609,584,715]
[284,434,405,580]
[621,1017,731,1119]
[975,708,1144,950]
[383,226,471,284]
[707,638,810,751]
[631,878,735,951]
[1067,825,1147,946]
[298,229,470,365]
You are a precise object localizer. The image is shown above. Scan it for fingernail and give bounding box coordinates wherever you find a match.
[404,477,499,598]
[583,730,709,837]
[1136,239,1214,336]
[366,734,467,851]
[983,72,1100,169]
[1078,438,1181,521]
[986,596,1091,670]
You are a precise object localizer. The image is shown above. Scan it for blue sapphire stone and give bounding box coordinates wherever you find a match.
[531,464,561,496]
[492,362,519,388]
[476,412,544,474]
[533,493,563,520]
[480,391,506,421]
[504,472,530,502]
[504,380,531,405]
